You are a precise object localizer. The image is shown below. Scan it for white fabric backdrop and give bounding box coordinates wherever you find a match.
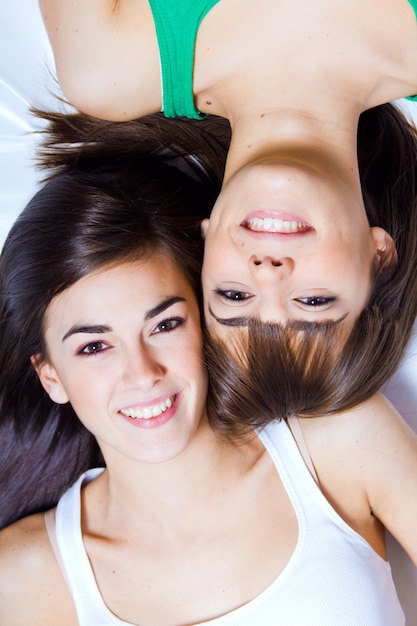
[1,1,416,622]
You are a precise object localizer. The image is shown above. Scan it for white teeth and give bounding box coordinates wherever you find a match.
[246,217,309,233]
[121,395,174,420]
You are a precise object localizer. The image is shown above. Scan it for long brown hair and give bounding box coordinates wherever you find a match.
[0,112,228,527]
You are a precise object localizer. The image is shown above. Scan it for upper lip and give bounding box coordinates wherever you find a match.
[243,209,310,223]
[240,222,314,243]
[119,392,177,414]
[241,211,314,237]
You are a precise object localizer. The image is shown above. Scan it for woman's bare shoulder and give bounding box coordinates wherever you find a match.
[39,0,162,120]
[0,512,77,624]
[0,512,50,569]
[299,393,417,562]
[301,391,416,447]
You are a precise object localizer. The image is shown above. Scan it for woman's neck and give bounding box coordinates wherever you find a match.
[82,420,262,537]
[223,103,361,188]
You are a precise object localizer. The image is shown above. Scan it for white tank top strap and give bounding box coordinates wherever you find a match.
[44,507,72,589]
[286,415,319,485]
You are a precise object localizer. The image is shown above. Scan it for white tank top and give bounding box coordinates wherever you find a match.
[48,419,404,625]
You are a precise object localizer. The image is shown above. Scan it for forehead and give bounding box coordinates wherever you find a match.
[44,257,194,326]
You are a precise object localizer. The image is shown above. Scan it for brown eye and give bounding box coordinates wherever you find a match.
[216,289,252,301]
[152,318,184,334]
[79,341,107,355]
[295,296,335,307]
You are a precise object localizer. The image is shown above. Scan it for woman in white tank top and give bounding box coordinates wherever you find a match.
[0,114,415,625]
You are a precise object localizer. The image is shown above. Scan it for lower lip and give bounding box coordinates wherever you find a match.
[119,394,179,429]
[241,212,313,239]
[241,227,312,241]
[243,209,310,223]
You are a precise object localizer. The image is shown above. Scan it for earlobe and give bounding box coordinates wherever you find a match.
[201,218,210,240]
[371,227,398,274]
[30,355,69,404]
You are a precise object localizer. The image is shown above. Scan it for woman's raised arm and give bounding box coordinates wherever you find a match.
[39,0,161,119]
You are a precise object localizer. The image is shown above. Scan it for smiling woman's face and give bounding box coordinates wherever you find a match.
[33,256,208,466]
[202,160,394,342]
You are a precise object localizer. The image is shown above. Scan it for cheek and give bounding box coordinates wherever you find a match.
[203,227,239,272]
[183,346,206,376]
[181,345,208,394]
[308,241,358,275]
[57,367,111,412]
[324,241,372,288]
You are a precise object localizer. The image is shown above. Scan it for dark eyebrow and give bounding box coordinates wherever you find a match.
[144,296,186,320]
[62,296,186,341]
[208,305,348,329]
[208,305,250,327]
[62,325,111,342]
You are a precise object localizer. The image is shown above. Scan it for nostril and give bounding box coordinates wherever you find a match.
[251,256,284,267]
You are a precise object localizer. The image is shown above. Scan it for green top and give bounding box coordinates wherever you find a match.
[148,0,221,119]
[408,0,417,16]
[148,0,417,111]
[406,0,417,100]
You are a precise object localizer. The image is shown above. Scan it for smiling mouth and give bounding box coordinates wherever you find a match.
[244,217,312,233]
[120,395,175,420]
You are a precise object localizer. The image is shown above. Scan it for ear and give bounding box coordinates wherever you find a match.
[200,218,210,240]
[30,355,69,404]
[370,227,398,275]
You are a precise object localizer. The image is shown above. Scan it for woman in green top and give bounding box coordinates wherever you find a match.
[39,0,417,386]
[38,2,416,316]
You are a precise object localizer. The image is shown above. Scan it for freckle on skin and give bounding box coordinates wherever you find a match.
[247,144,252,149]
[206,101,212,106]
[261,113,265,118]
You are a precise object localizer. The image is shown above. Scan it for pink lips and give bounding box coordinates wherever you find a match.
[243,210,310,223]
[241,210,313,239]
[119,393,179,429]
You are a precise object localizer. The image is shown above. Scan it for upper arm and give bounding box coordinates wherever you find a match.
[38,0,162,120]
[0,514,76,624]
[360,394,417,565]
[300,393,417,564]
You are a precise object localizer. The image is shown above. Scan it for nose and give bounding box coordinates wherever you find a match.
[247,255,294,323]
[122,343,164,390]
[249,254,294,278]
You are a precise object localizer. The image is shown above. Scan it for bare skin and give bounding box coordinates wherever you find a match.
[1,393,416,625]
[38,0,417,181]
[8,5,416,622]
[38,0,416,334]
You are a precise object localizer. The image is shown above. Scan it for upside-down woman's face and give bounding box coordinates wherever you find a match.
[202,160,395,343]
[33,256,208,466]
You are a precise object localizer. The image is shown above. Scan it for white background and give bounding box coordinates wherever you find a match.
[1,1,416,622]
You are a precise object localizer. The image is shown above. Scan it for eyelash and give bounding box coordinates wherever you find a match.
[77,318,185,355]
[216,290,335,310]
[295,296,336,308]
[152,317,185,334]
[77,316,185,356]
[78,341,109,356]
[215,289,252,302]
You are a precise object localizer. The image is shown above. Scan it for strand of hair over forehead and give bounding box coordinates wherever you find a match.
[205,311,401,441]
